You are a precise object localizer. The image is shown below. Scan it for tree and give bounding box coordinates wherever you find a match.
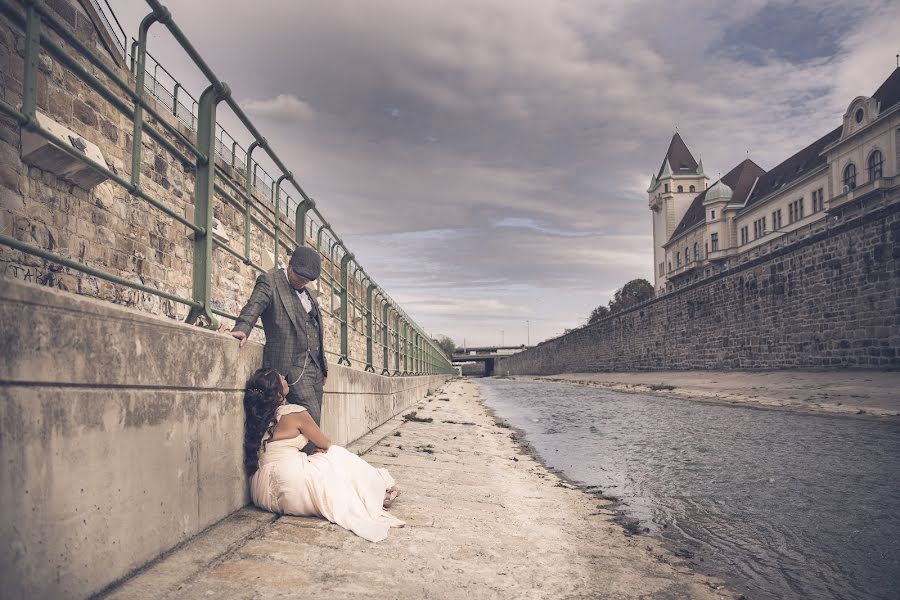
[588,305,610,324]
[433,335,456,357]
[608,278,654,314]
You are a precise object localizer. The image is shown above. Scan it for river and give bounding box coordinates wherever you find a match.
[476,378,900,600]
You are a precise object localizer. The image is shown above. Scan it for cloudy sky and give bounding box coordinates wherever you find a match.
[112,0,899,347]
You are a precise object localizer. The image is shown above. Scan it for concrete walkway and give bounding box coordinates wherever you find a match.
[519,370,900,417]
[100,379,738,600]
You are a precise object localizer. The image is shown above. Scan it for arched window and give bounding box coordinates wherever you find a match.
[676,251,681,267]
[868,150,883,181]
[689,185,695,192]
[664,184,669,193]
[843,163,856,190]
[677,185,683,192]
[693,242,699,261]
[684,247,689,262]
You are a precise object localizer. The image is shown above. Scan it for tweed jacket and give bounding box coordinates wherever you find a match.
[233,269,328,379]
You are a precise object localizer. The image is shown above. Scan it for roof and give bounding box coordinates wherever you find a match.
[668,159,765,243]
[657,133,700,179]
[743,126,841,210]
[872,67,900,113]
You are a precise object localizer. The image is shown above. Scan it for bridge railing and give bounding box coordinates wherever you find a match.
[0,0,454,375]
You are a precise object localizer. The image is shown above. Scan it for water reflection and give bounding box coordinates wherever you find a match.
[477,378,900,600]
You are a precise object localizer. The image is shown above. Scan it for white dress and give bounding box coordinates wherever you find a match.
[249,404,404,542]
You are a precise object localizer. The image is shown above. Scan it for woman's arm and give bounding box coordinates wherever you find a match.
[290,411,331,450]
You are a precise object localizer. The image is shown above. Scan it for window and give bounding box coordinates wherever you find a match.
[659,262,664,276]
[811,188,824,212]
[740,225,749,245]
[868,150,883,181]
[843,163,856,190]
[772,209,783,230]
[788,198,804,223]
[854,108,864,123]
[710,210,716,220]
[676,251,681,267]
[693,242,699,261]
[684,246,689,263]
[664,183,670,193]
[753,216,767,239]
[689,185,696,192]
[677,185,683,192]
[668,261,672,272]
[710,233,718,251]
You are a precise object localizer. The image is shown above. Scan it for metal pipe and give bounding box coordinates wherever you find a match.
[0,233,200,307]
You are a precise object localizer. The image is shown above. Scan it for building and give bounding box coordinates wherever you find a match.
[648,68,900,293]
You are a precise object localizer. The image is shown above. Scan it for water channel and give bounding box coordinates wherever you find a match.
[476,378,900,600]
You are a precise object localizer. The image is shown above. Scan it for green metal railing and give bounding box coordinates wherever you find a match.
[0,0,454,375]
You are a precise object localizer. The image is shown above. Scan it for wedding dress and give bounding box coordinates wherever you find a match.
[249,404,404,542]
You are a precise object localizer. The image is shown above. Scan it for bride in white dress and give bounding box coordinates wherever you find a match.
[243,368,404,542]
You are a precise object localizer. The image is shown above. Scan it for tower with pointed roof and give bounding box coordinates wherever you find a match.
[647,133,708,291]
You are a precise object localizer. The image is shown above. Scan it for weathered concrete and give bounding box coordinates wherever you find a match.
[513,370,900,417]
[99,379,739,600]
[0,278,449,600]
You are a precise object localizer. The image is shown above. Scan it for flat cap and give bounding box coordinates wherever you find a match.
[289,246,321,281]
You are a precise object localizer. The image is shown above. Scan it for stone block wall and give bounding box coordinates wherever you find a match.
[499,197,900,375]
[0,0,400,373]
[0,276,449,600]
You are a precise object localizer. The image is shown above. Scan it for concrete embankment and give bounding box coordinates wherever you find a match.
[0,278,448,600]
[513,370,900,417]
[100,378,739,600]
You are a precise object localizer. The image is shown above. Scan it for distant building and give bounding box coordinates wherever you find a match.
[648,68,900,293]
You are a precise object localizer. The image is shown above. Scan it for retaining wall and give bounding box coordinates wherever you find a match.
[0,278,449,599]
[499,198,900,375]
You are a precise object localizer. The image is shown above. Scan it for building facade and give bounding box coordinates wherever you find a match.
[649,68,900,293]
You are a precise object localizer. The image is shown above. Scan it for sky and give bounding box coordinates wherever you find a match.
[110,0,900,347]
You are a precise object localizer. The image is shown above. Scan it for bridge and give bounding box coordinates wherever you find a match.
[452,345,528,376]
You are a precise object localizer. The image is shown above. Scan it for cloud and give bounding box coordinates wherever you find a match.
[241,94,316,122]
[108,0,900,345]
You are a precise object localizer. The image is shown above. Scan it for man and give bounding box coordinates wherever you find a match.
[230,247,329,435]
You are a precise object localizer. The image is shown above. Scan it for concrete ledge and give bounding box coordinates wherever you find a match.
[0,279,450,599]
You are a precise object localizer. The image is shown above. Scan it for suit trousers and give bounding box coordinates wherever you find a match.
[285,357,325,453]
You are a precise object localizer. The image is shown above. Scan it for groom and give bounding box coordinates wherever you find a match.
[229,247,329,432]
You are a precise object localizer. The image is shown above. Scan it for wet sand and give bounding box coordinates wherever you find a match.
[513,370,900,417]
[101,379,740,600]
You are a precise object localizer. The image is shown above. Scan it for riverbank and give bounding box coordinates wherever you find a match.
[99,379,738,600]
[511,370,900,417]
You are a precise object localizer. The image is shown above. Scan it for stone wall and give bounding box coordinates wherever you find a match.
[0,277,450,600]
[0,0,402,373]
[499,196,900,375]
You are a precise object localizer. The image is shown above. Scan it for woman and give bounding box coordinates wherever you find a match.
[244,368,403,542]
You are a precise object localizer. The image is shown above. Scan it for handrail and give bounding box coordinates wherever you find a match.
[0,0,453,374]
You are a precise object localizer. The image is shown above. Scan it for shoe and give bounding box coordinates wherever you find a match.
[383,485,400,508]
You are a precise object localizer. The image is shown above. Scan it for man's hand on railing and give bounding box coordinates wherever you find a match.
[229,330,248,347]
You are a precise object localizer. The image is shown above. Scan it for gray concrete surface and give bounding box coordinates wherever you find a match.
[520,370,900,417]
[0,279,449,599]
[99,379,738,600]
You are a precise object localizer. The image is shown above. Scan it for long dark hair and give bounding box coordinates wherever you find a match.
[243,368,284,476]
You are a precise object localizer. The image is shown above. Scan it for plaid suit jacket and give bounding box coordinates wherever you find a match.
[233,269,329,379]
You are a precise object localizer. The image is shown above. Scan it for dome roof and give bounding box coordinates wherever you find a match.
[704,180,733,202]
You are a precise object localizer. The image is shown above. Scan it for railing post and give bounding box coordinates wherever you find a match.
[393,311,401,375]
[338,252,353,366]
[172,81,180,115]
[244,140,262,262]
[365,281,377,372]
[381,299,391,375]
[186,82,230,329]
[295,198,313,248]
[274,172,290,268]
[21,2,40,123]
[131,9,165,189]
